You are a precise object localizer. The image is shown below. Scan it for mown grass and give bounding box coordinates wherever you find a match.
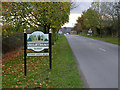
[79,34,119,45]
[2,35,82,88]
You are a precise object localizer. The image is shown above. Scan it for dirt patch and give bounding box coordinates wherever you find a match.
[2,48,31,63]
[2,49,24,63]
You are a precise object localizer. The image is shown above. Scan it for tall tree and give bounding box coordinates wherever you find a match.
[75,8,100,34]
[2,2,71,38]
[91,1,119,37]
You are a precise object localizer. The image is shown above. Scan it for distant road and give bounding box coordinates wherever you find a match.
[65,34,118,88]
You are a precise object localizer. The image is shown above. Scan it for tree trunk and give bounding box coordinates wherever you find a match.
[44,24,47,34]
[47,24,50,33]
[57,30,59,40]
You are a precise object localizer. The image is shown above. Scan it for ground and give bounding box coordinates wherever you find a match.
[2,35,82,88]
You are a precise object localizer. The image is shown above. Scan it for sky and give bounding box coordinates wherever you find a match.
[62,1,93,27]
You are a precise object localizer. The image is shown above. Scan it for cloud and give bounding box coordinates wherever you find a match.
[62,14,81,27]
[62,2,92,27]
[70,2,92,14]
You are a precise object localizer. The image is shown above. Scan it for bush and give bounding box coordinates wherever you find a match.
[2,32,24,54]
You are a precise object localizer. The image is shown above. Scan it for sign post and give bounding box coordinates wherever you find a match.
[88,28,92,36]
[49,29,52,69]
[24,29,27,76]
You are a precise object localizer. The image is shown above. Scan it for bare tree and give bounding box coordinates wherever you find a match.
[70,0,79,10]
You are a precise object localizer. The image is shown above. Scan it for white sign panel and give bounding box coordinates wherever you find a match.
[27,53,49,56]
[58,30,62,34]
[27,31,49,52]
[88,29,92,33]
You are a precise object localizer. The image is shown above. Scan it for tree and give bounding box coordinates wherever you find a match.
[73,23,82,34]
[70,1,79,10]
[2,2,71,38]
[75,8,100,35]
[91,1,119,37]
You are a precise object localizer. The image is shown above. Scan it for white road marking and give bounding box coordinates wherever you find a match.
[99,48,106,52]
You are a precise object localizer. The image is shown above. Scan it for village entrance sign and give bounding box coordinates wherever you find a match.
[24,30,52,76]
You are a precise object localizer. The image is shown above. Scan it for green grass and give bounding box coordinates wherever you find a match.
[2,35,83,88]
[79,34,119,45]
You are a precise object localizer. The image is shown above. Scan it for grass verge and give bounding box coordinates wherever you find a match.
[79,34,119,45]
[2,35,82,88]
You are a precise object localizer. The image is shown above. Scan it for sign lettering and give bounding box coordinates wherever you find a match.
[27,53,49,56]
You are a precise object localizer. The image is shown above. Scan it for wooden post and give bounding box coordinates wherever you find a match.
[24,29,27,76]
[49,29,52,69]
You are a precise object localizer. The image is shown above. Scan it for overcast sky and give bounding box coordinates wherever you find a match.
[62,1,92,27]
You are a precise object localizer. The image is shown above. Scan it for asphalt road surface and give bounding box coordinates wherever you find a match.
[65,34,118,88]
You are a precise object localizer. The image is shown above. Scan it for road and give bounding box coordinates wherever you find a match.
[65,34,118,88]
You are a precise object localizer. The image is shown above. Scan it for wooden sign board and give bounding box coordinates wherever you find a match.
[27,31,49,56]
[24,30,52,76]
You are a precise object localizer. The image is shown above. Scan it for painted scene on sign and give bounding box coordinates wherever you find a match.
[27,31,49,42]
[27,31,49,52]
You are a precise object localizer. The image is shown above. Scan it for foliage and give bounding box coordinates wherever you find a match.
[73,23,82,34]
[91,1,119,37]
[2,2,71,38]
[74,8,100,34]
[2,32,24,54]
[79,34,119,45]
[74,1,120,37]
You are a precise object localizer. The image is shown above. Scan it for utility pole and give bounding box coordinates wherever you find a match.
[116,1,120,39]
[98,0,102,38]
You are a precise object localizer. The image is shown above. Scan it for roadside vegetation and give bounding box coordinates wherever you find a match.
[73,2,119,44]
[2,35,83,88]
[79,34,119,45]
[2,2,71,50]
